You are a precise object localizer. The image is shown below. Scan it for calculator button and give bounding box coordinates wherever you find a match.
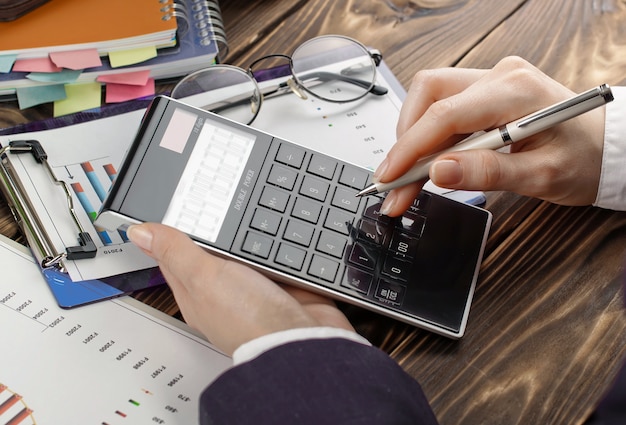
[267,164,298,190]
[275,143,305,168]
[374,280,406,306]
[331,187,360,213]
[258,186,290,212]
[299,175,330,202]
[241,231,273,259]
[308,255,340,282]
[388,232,419,258]
[275,243,306,271]
[348,242,379,270]
[308,154,337,180]
[397,212,425,236]
[250,208,282,235]
[363,198,391,224]
[323,209,353,235]
[381,255,412,281]
[412,192,431,212]
[291,197,322,224]
[316,231,347,258]
[341,267,373,294]
[283,219,315,247]
[339,165,369,190]
[356,218,390,246]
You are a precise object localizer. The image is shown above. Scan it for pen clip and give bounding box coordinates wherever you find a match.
[517,84,612,128]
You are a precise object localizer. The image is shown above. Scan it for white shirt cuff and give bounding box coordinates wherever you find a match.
[595,85,626,211]
[232,327,372,366]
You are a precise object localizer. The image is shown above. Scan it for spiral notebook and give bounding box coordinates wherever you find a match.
[0,0,227,96]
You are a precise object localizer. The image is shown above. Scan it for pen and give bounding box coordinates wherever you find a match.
[356,84,614,197]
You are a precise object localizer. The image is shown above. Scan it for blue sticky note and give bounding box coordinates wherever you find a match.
[16,84,67,109]
[26,69,82,83]
[0,54,18,73]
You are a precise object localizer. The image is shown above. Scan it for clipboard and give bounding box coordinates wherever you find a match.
[0,103,166,308]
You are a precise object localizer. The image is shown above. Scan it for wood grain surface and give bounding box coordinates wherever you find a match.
[2,1,626,424]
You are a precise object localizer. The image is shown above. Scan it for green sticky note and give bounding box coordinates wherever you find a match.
[0,54,17,73]
[53,82,102,116]
[108,46,158,68]
[26,69,82,83]
[17,84,67,109]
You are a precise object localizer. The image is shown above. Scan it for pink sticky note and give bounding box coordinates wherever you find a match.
[105,78,155,103]
[13,57,62,73]
[49,49,102,70]
[97,70,151,86]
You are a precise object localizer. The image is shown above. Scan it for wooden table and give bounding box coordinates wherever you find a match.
[2,1,626,423]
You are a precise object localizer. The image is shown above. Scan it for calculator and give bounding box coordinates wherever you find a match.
[96,96,492,338]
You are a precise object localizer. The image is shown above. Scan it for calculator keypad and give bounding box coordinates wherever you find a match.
[233,140,430,315]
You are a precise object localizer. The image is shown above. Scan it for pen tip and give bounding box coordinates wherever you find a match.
[356,185,378,197]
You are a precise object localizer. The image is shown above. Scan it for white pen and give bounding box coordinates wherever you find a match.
[356,84,614,197]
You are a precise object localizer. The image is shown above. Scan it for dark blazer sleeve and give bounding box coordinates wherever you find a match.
[199,338,439,425]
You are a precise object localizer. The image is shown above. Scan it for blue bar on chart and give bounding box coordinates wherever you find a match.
[81,161,107,202]
[71,182,112,245]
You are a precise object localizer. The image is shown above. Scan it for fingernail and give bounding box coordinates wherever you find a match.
[431,159,463,186]
[127,224,153,251]
[379,192,396,216]
[373,158,389,181]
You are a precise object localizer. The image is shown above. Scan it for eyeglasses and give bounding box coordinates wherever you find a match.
[171,35,388,125]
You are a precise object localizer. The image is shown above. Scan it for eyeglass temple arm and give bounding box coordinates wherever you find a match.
[294,71,388,96]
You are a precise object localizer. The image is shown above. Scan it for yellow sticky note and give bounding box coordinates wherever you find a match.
[109,46,158,68]
[53,82,102,116]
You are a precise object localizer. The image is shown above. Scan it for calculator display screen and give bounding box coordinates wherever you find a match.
[162,117,256,242]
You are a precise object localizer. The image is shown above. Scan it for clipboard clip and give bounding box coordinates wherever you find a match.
[1,140,97,265]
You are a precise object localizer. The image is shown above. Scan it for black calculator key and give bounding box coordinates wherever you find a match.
[250,208,282,235]
[307,154,337,180]
[242,231,273,259]
[259,186,290,212]
[348,242,379,270]
[364,198,392,224]
[398,212,426,236]
[356,218,390,246]
[374,280,406,306]
[381,255,412,281]
[388,232,419,258]
[268,164,298,190]
[275,143,305,168]
[299,175,330,202]
[339,165,369,189]
[283,219,315,247]
[308,254,340,282]
[292,197,323,224]
[316,231,347,258]
[412,192,431,212]
[331,186,360,213]
[341,267,373,294]
[323,209,353,235]
[275,243,306,271]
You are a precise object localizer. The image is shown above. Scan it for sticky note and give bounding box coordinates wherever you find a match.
[49,49,102,70]
[17,84,67,109]
[105,78,155,103]
[0,54,18,73]
[26,69,82,83]
[108,46,157,68]
[97,70,151,86]
[53,82,102,117]
[13,57,62,73]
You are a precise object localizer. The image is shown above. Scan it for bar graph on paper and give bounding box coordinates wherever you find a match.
[0,385,35,425]
[65,158,127,246]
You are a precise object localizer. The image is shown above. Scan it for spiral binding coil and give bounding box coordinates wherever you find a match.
[158,0,228,61]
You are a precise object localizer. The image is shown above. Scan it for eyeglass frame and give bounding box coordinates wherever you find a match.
[171,34,389,125]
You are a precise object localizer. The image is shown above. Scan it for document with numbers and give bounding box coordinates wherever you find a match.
[0,235,232,424]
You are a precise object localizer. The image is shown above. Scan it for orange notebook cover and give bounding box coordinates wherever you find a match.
[0,0,177,58]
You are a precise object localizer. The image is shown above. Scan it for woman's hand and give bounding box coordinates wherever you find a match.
[375,56,605,216]
[127,223,354,356]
